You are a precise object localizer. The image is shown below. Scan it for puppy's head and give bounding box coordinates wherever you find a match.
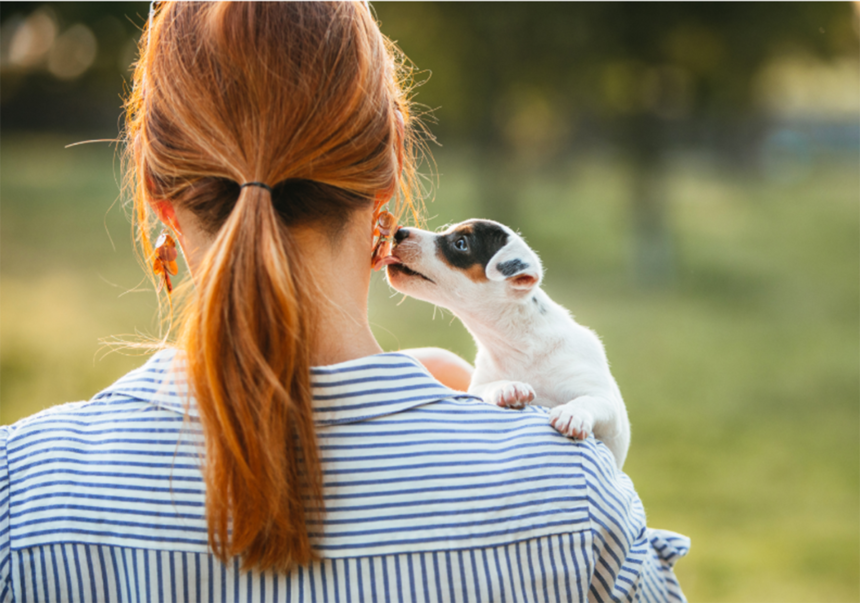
[385,219,542,312]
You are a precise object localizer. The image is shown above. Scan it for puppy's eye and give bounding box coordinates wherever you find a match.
[455,237,468,252]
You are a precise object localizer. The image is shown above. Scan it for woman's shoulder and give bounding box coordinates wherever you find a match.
[312,389,643,557]
[2,348,191,455]
[4,349,181,428]
[313,350,619,481]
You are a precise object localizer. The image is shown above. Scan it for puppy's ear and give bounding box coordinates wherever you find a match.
[486,238,543,291]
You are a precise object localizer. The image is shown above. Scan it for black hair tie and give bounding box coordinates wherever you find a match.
[240,181,274,194]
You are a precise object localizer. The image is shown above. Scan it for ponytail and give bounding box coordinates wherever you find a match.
[125,1,424,571]
[179,184,322,570]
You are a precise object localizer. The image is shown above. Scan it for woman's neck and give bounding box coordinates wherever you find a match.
[175,204,384,367]
[291,214,384,367]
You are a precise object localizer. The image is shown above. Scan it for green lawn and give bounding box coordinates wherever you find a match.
[2,133,858,601]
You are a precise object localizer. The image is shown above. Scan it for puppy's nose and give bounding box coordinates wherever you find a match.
[394,227,410,244]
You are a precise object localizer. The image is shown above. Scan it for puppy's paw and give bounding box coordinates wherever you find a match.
[486,381,536,409]
[549,404,594,440]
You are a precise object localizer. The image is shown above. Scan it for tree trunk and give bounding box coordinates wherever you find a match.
[626,115,675,287]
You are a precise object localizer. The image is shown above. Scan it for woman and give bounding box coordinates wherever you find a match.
[0,3,688,601]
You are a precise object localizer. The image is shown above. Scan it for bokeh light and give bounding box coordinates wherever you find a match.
[47,23,97,80]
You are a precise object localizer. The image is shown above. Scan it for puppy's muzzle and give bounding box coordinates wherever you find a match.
[388,227,434,283]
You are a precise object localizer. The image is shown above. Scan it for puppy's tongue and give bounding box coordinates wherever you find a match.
[373,254,402,271]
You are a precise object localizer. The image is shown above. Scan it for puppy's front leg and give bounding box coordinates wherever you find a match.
[470,380,536,409]
[550,395,628,468]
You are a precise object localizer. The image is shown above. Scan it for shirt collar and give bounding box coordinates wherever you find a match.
[93,348,478,425]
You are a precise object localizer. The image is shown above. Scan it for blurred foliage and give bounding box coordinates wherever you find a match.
[2,3,855,142]
[375,3,856,144]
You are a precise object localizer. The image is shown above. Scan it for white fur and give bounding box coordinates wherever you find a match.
[386,219,631,469]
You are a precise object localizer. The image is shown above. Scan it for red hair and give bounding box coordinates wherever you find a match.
[124,2,422,571]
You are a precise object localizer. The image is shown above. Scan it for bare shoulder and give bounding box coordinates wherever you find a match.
[400,346,474,392]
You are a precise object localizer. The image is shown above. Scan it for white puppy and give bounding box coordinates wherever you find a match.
[383,219,630,469]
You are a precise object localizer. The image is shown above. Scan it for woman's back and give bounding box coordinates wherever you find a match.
[1,351,687,602]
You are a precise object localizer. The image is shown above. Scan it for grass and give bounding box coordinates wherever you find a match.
[2,133,858,601]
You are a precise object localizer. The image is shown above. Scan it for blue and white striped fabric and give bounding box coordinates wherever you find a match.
[0,349,689,602]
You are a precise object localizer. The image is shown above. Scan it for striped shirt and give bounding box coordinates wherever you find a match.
[0,349,688,602]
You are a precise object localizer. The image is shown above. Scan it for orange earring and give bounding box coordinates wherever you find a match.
[153,230,179,293]
[371,210,397,271]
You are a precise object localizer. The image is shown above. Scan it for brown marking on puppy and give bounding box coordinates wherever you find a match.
[465,263,488,282]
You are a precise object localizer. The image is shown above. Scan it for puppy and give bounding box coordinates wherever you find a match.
[382,219,631,469]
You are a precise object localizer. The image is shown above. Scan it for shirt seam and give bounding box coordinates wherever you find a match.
[585,445,597,599]
[0,427,13,603]
[5,526,594,558]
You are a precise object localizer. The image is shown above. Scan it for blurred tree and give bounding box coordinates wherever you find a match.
[374,2,858,284]
[1,2,148,132]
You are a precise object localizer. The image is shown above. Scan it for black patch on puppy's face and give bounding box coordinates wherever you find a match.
[497,258,529,277]
[436,221,510,273]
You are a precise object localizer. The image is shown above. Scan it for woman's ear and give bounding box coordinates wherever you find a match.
[151,199,182,235]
